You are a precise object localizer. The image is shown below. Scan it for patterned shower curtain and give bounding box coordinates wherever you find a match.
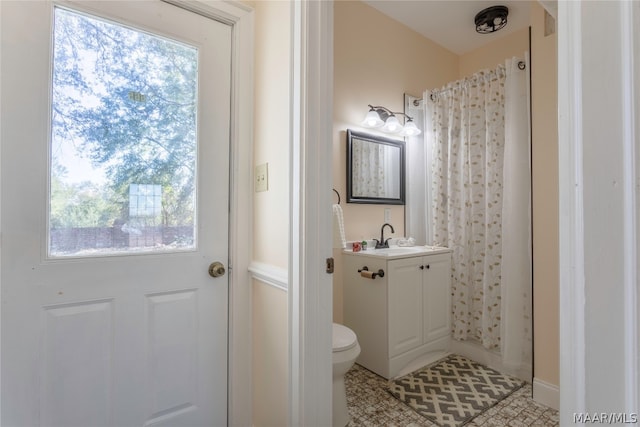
[429,67,507,350]
[425,58,532,378]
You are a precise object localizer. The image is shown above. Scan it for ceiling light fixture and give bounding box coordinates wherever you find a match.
[475,5,509,34]
[361,105,421,137]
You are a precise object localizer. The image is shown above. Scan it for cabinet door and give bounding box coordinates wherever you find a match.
[342,254,391,377]
[388,257,423,357]
[423,255,452,343]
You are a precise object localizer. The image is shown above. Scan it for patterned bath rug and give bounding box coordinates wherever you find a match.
[387,354,525,427]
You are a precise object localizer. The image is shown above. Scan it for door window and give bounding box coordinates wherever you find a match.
[49,7,198,257]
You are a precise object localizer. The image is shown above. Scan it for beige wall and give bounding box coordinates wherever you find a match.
[332,0,458,322]
[253,0,290,269]
[458,28,529,78]
[252,280,288,427]
[252,1,290,426]
[530,2,559,387]
[333,0,458,242]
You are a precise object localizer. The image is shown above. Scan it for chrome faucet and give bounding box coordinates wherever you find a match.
[374,223,395,249]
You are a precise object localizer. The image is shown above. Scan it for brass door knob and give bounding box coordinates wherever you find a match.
[208,262,226,278]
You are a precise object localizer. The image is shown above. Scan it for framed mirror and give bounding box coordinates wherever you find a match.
[347,129,405,205]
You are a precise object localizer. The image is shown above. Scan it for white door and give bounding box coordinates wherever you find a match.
[1,1,231,426]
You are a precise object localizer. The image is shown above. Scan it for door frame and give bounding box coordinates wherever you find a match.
[156,3,256,425]
[175,3,337,425]
[0,1,254,426]
[558,0,640,421]
[171,2,255,426]
[289,1,334,425]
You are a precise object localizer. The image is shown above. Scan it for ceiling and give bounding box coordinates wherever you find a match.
[361,1,533,55]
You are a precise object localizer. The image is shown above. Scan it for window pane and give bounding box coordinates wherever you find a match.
[49,7,198,257]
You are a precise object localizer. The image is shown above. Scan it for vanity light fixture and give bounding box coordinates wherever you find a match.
[361,105,421,137]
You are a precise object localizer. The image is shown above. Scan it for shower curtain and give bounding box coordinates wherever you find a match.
[425,56,531,376]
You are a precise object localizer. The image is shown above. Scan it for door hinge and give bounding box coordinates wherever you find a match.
[326,257,334,274]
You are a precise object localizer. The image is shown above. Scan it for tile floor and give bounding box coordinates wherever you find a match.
[345,363,559,427]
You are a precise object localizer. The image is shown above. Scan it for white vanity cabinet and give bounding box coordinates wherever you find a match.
[343,248,451,379]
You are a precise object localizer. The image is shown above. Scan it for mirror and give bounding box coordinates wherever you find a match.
[347,129,405,205]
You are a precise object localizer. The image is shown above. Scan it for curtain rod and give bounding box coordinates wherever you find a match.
[414,60,527,104]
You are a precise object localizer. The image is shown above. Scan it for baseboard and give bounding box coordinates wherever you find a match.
[533,377,559,410]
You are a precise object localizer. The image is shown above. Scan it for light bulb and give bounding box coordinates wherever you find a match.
[401,120,421,136]
[361,109,384,128]
[381,115,402,134]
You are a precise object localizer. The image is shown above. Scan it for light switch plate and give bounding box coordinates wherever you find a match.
[255,163,268,192]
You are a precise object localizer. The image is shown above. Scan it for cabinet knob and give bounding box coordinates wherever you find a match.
[419,265,424,270]
[426,264,430,269]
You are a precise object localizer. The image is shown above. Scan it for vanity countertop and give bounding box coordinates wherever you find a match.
[343,245,451,260]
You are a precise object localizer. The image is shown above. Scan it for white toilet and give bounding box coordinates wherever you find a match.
[332,323,360,427]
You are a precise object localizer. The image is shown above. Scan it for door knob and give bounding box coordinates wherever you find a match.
[208,262,226,278]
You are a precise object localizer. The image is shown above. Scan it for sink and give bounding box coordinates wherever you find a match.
[372,246,428,255]
[345,245,451,259]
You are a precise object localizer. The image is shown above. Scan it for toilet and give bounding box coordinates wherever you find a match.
[332,323,360,427]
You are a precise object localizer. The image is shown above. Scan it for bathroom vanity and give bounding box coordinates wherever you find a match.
[343,246,452,379]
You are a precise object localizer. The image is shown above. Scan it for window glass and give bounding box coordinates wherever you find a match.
[49,7,198,257]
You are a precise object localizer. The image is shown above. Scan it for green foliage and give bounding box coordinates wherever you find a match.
[51,7,198,228]
[50,167,120,228]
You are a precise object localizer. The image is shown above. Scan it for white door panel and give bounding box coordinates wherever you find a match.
[1,1,231,426]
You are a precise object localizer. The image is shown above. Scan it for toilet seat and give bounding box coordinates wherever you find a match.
[333,323,357,352]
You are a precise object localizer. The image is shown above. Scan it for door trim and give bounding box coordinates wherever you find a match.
[289,1,334,425]
[558,0,640,420]
[161,2,254,426]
